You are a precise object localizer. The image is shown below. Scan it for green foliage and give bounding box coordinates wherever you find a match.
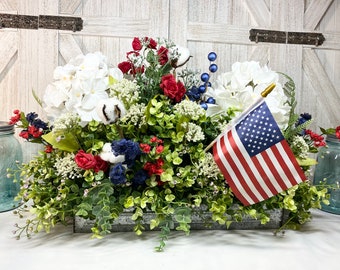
[11,43,329,252]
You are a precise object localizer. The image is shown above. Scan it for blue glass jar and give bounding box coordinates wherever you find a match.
[0,121,23,212]
[313,134,340,214]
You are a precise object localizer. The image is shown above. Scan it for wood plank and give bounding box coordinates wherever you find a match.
[320,31,340,50]
[249,45,270,65]
[169,0,188,44]
[0,0,16,11]
[304,0,334,30]
[81,17,149,37]
[0,32,17,75]
[187,23,250,44]
[60,0,82,14]
[302,48,339,121]
[148,0,169,38]
[244,0,270,27]
[59,34,83,62]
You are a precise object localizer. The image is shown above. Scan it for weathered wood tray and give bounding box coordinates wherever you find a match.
[74,208,289,233]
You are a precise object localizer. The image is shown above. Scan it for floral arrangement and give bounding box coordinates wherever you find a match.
[10,37,330,251]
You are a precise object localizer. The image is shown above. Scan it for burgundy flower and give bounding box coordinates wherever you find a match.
[132,37,142,51]
[93,156,109,173]
[157,46,169,65]
[144,37,157,49]
[118,61,132,74]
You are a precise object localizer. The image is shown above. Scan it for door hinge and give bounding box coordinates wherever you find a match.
[0,13,83,32]
[249,29,325,46]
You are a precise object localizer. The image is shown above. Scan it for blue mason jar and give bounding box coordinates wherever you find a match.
[0,121,23,212]
[313,134,340,214]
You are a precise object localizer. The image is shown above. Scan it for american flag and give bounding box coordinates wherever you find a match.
[213,99,306,206]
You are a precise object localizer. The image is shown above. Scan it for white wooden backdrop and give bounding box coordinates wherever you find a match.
[1,0,339,160]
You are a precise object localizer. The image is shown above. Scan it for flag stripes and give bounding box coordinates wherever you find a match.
[213,100,306,206]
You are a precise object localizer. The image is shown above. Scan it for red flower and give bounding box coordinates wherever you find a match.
[143,37,157,49]
[75,150,97,170]
[150,136,163,144]
[156,145,164,154]
[19,130,29,139]
[336,126,340,140]
[44,145,53,153]
[140,143,151,153]
[28,125,43,138]
[143,158,164,176]
[118,61,132,74]
[9,109,21,125]
[132,37,142,51]
[160,74,186,103]
[93,156,109,173]
[157,46,169,65]
[305,129,326,147]
[131,65,145,75]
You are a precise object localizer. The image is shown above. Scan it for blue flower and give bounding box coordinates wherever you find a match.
[297,113,312,126]
[109,163,126,185]
[111,139,141,167]
[186,86,201,101]
[26,112,38,124]
[33,119,48,130]
[26,112,48,130]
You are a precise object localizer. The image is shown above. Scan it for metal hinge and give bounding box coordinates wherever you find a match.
[0,13,83,32]
[249,29,325,46]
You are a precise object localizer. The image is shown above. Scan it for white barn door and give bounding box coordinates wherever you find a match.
[170,0,340,130]
[1,0,170,121]
[1,0,339,146]
[0,0,170,160]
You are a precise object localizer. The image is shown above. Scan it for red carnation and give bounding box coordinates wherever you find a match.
[160,74,186,103]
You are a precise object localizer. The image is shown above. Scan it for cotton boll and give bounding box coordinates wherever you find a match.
[170,45,191,68]
[96,98,126,124]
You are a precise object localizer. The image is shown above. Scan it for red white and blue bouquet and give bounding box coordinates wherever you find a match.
[10,37,329,251]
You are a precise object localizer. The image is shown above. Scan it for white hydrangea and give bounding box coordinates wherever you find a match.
[204,61,290,129]
[43,52,123,126]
